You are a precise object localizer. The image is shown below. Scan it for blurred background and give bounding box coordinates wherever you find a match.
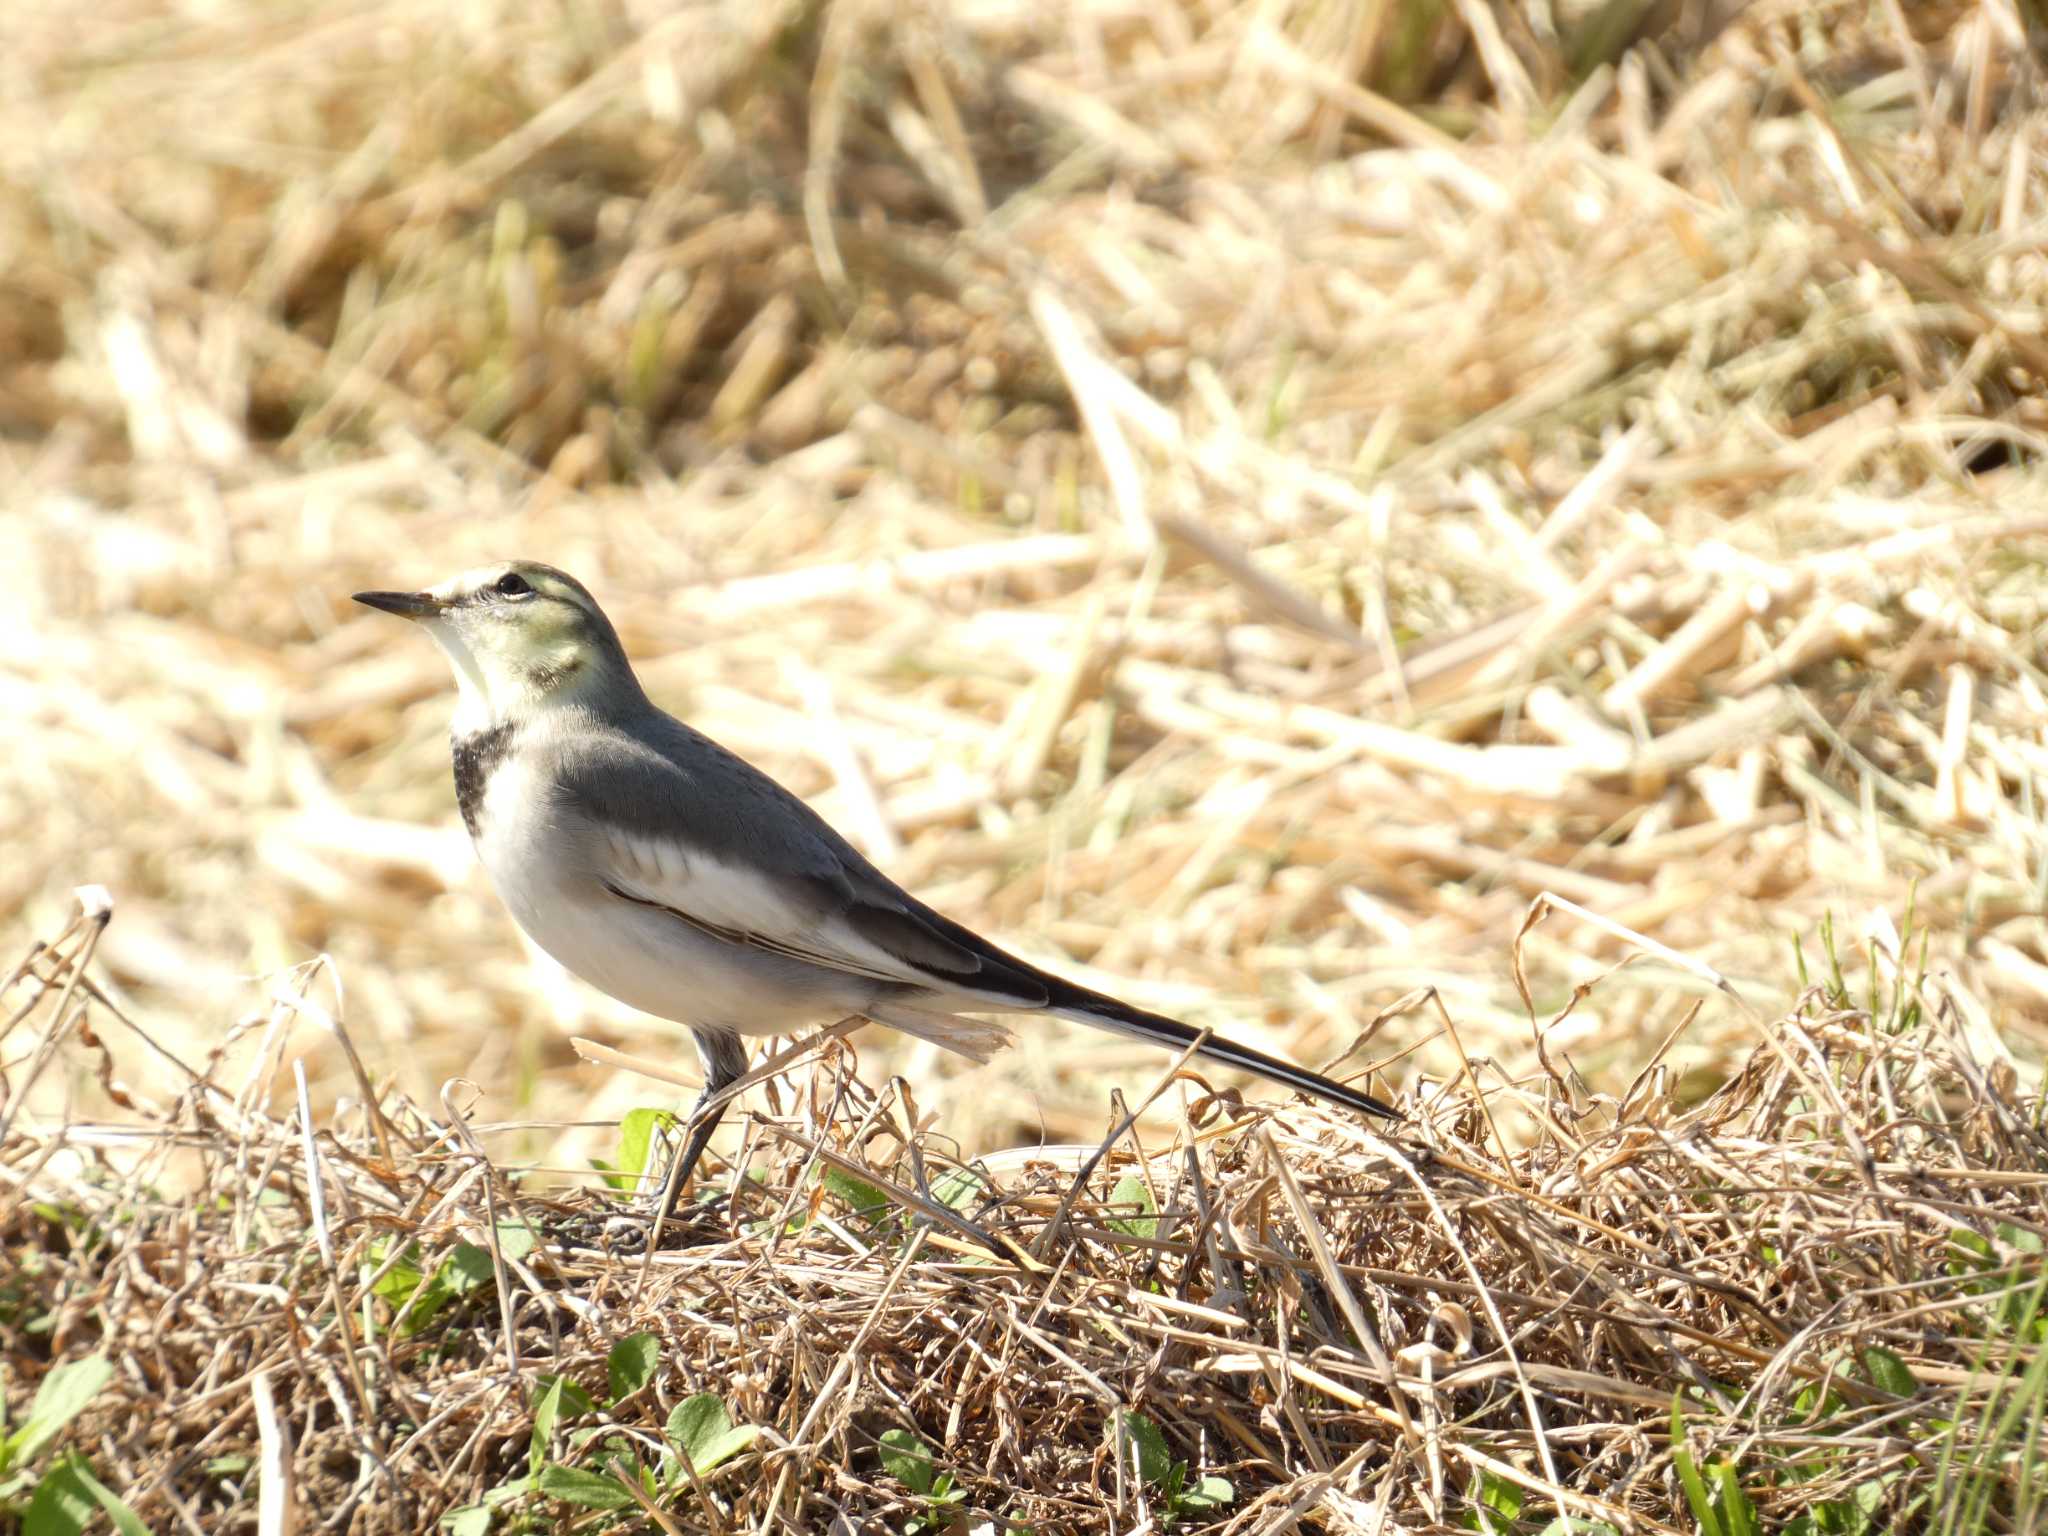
[4,0,2045,1178]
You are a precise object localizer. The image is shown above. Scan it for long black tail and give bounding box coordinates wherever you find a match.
[1045,980,1399,1121]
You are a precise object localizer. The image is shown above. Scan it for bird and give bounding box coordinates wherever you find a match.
[354,561,1398,1218]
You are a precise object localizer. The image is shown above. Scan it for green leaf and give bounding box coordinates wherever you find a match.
[822,1166,891,1222]
[537,1463,635,1510]
[1790,1380,1844,1424]
[22,1452,144,1536]
[6,1357,114,1468]
[1998,1221,2044,1254]
[616,1109,676,1181]
[532,1375,593,1425]
[1182,1474,1234,1511]
[442,1244,495,1293]
[1947,1228,1995,1268]
[1835,1477,1890,1536]
[1477,1467,1523,1517]
[372,1240,460,1334]
[607,1333,660,1404]
[368,1243,426,1308]
[1670,1395,1721,1536]
[482,1474,538,1507]
[494,1219,538,1265]
[931,1167,989,1212]
[60,1457,150,1536]
[664,1394,758,1473]
[1862,1347,1918,1398]
[1107,1174,1159,1240]
[878,1428,934,1496]
[441,1504,494,1536]
[391,1243,496,1336]
[24,1458,95,1536]
[1114,1410,1172,1487]
[529,1376,565,1475]
[1712,1459,1758,1536]
[23,1474,91,1531]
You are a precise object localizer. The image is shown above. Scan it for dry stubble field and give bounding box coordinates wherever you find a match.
[4,1,2048,1532]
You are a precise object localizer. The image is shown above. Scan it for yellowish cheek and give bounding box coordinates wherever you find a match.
[490,616,561,665]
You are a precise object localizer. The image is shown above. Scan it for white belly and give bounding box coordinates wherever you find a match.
[469,754,871,1034]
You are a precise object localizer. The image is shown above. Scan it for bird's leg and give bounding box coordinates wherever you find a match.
[650,1028,750,1224]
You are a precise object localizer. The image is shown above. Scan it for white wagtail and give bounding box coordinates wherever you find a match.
[355,562,1398,1213]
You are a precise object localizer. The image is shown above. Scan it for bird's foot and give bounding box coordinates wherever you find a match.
[597,1189,734,1254]
[539,1190,732,1254]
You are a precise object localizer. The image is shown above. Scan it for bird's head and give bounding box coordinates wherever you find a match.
[353,561,638,731]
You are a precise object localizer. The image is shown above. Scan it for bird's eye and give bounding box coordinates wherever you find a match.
[493,572,533,599]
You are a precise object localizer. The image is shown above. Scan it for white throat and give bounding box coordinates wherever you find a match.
[422,618,503,736]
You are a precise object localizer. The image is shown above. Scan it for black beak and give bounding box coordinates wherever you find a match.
[352,590,446,619]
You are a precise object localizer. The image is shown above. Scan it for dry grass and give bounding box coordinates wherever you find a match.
[5,890,2045,1532]
[5,0,2048,1529]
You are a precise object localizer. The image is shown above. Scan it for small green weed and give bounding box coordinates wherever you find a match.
[439,1333,758,1533]
[1113,1410,1232,1527]
[1105,1172,1160,1240]
[1931,1271,2048,1535]
[1669,1392,1760,1536]
[0,1354,152,1533]
[589,1107,677,1194]
[878,1430,968,1534]
[1768,1354,1920,1535]
[366,1219,534,1338]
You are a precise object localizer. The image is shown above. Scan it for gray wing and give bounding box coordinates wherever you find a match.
[552,707,1051,1005]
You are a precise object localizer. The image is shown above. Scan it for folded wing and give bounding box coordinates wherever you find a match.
[559,720,1050,1006]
